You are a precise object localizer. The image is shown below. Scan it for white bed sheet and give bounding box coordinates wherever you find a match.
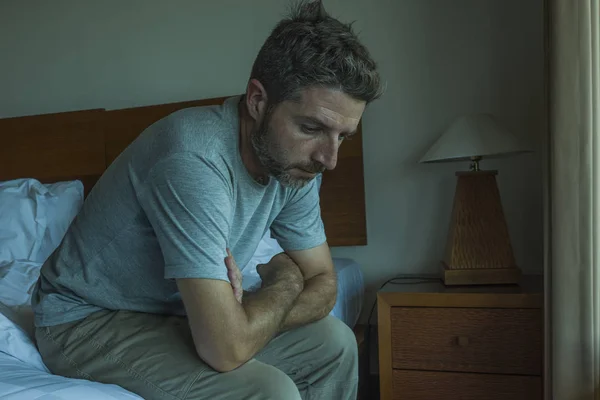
[0,310,143,400]
[0,258,364,399]
[0,353,143,400]
[330,257,365,328]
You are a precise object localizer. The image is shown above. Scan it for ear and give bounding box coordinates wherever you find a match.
[245,79,269,122]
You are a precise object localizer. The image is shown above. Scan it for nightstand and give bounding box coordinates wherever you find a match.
[377,276,543,400]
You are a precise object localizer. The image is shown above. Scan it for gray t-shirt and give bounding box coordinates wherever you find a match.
[32,96,326,327]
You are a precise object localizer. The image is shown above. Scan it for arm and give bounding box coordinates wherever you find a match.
[267,176,335,331]
[238,243,336,331]
[138,155,302,372]
[279,242,337,331]
[178,255,303,372]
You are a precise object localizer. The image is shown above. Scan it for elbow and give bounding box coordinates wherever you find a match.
[325,275,338,313]
[195,342,252,373]
[324,293,336,315]
[207,359,244,373]
[209,349,250,373]
[327,293,337,313]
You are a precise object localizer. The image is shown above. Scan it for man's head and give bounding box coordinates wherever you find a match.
[243,0,384,189]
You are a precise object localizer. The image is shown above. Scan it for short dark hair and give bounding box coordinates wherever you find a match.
[249,0,384,106]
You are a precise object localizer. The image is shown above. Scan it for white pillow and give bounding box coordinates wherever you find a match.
[0,259,41,339]
[0,305,46,371]
[37,180,84,262]
[0,179,47,263]
[0,178,83,265]
[0,260,42,308]
[0,179,83,337]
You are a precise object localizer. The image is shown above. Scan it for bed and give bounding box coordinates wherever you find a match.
[0,95,367,399]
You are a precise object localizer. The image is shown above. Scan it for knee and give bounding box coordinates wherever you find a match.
[187,361,301,400]
[250,365,302,400]
[312,316,358,363]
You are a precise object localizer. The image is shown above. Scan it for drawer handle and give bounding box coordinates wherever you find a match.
[456,336,470,347]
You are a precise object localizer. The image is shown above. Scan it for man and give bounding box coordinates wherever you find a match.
[32,1,383,399]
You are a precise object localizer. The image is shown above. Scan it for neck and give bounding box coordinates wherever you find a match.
[238,98,268,182]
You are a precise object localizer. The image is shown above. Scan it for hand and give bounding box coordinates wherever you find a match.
[256,252,304,293]
[225,248,243,303]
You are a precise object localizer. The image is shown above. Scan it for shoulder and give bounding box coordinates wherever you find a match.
[130,97,241,178]
[154,96,240,156]
[128,96,238,159]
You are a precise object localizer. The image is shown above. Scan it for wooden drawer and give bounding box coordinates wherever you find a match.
[390,307,542,375]
[392,369,542,400]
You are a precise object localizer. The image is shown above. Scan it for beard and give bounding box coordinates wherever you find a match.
[250,115,324,189]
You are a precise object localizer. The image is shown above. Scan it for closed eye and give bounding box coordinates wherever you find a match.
[301,125,322,134]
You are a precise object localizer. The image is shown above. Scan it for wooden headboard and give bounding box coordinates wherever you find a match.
[0,96,367,247]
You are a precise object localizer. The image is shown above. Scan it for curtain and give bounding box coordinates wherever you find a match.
[547,0,600,398]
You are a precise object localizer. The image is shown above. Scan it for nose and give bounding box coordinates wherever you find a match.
[314,138,339,171]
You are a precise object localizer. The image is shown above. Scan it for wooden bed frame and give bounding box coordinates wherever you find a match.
[0,95,367,247]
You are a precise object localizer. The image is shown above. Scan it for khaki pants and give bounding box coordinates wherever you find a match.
[35,310,358,400]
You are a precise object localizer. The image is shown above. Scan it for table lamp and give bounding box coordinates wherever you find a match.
[420,114,532,285]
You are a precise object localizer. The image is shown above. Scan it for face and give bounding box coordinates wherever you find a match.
[251,87,366,189]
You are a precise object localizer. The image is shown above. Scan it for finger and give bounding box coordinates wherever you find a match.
[225,257,239,283]
[225,249,243,303]
[226,249,240,268]
[225,257,235,272]
[227,266,237,283]
[227,264,241,285]
[222,257,240,304]
[229,271,243,303]
[225,254,236,271]
[231,281,242,302]
[226,260,241,285]
[230,257,239,272]
[232,279,243,303]
[232,275,241,288]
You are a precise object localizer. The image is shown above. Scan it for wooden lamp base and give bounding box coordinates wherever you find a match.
[441,170,521,286]
[441,262,522,285]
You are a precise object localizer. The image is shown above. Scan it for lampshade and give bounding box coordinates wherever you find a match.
[420,114,532,163]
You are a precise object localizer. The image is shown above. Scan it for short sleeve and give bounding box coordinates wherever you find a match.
[270,178,326,251]
[138,154,232,281]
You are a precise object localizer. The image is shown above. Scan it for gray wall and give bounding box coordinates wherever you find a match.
[0,0,545,319]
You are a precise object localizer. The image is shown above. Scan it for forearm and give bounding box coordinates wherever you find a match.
[240,278,302,356]
[280,271,337,331]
